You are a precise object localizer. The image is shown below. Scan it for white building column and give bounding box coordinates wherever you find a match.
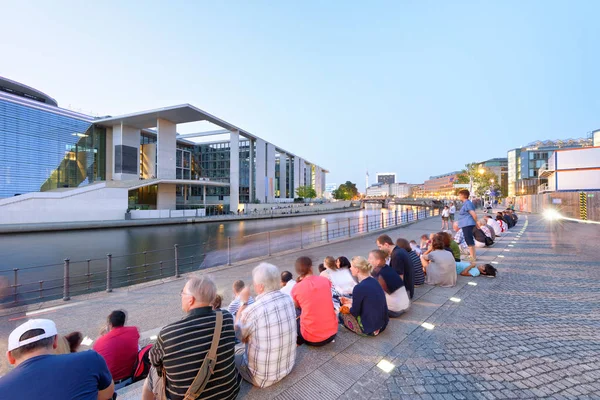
[229,130,240,212]
[248,139,254,202]
[111,123,140,181]
[255,138,266,203]
[288,157,294,198]
[279,153,287,198]
[314,166,322,197]
[156,119,176,179]
[157,184,176,209]
[266,143,276,202]
[299,159,306,187]
[293,157,300,196]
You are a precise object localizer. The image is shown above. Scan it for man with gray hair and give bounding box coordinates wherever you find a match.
[235,262,297,388]
[143,276,241,400]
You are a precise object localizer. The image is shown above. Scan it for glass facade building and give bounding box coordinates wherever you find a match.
[0,98,105,198]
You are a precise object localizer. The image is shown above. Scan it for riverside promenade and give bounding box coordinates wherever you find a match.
[2,213,600,399]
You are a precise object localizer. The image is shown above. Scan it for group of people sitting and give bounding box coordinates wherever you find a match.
[2,202,510,399]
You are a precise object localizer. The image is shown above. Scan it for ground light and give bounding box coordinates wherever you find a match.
[468,282,477,286]
[543,209,562,221]
[376,360,395,373]
[421,322,435,330]
[81,337,93,346]
[491,261,499,264]
[498,255,505,258]
[150,335,158,340]
[449,297,461,302]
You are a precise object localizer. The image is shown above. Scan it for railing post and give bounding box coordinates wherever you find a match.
[366,215,369,232]
[416,207,419,221]
[348,218,351,238]
[326,221,330,242]
[106,254,113,293]
[227,237,232,265]
[63,258,70,301]
[13,268,18,303]
[268,232,272,256]
[300,226,304,249]
[39,281,44,299]
[395,209,398,225]
[86,259,91,290]
[381,212,384,229]
[174,244,180,277]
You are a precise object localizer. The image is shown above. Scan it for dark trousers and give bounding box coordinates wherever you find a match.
[296,318,336,346]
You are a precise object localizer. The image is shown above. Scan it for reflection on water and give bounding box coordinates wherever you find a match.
[0,204,428,303]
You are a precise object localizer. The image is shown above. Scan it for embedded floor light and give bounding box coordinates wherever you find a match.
[508,245,514,247]
[421,322,435,330]
[150,335,158,340]
[377,359,395,373]
[498,255,505,258]
[491,261,499,264]
[468,282,477,286]
[449,297,461,302]
[504,249,511,252]
[511,241,517,243]
[81,336,93,346]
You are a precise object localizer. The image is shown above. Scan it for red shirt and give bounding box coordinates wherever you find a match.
[93,326,140,380]
[291,275,338,343]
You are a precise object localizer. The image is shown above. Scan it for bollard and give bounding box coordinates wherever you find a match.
[348,218,351,238]
[106,254,113,293]
[63,259,70,301]
[267,232,272,256]
[326,221,330,243]
[227,237,232,265]
[174,244,180,278]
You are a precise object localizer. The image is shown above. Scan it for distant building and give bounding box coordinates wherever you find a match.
[423,172,461,198]
[324,183,337,199]
[366,182,412,198]
[411,183,425,198]
[508,138,593,197]
[376,173,396,185]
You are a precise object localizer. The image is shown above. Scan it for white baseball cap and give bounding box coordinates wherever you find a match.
[8,319,58,352]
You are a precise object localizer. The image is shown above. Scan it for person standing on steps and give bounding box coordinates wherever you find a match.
[457,189,479,262]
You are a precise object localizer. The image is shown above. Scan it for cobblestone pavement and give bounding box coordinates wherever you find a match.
[342,215,600,400]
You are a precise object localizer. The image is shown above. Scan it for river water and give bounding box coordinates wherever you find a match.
[0,204,432,304]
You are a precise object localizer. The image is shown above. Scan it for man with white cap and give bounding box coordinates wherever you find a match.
[0,318,115,399]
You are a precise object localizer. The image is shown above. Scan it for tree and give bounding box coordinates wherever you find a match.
[332,181,359,200]
[295,185,316,199]
[455,163,499,197]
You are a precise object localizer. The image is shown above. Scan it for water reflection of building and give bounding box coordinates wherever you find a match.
[0,76,327,222]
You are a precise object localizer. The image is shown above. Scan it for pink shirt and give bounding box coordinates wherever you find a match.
[93,326,139,380]
[291,275,338,343]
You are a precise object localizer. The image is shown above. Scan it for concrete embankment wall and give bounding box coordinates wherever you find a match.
[515,191,600,221]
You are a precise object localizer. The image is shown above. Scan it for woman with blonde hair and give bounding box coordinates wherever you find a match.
[339,256,388,336]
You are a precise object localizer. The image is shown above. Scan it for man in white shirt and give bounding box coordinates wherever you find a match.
[484,215,502,236]
[280,271,296,297]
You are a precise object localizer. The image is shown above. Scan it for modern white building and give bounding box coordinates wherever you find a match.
[0,76,328,224]
[539,146,600,192]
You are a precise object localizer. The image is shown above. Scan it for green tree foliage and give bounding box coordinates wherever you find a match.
[455,163,499,197]
[295,185,317,199]
[332,181,359,200]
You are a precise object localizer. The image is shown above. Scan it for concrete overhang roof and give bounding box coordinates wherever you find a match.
[93,104,244,132]
[94,104,329,173]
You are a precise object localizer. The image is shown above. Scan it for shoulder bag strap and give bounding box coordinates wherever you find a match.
[183,311,224,400]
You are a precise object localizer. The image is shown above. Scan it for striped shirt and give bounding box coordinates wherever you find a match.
[238,290,296,388]
[408,250,425,286]
[228,295,255,316]
[149,307,241,400]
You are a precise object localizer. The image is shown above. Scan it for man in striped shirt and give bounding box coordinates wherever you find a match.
[235,262,297,388]
[143,276,241,400]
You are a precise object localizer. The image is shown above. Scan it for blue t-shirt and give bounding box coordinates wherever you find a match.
[0,351,112,399]
[458,200,476,228]
[456,261,480,277]
[350,276,389,335]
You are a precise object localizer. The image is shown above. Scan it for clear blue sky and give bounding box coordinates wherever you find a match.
[2,1,599,191]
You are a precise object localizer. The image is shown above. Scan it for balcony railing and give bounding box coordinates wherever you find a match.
[538,183,550,193]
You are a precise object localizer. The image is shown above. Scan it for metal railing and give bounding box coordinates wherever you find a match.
[0,206,441,308]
